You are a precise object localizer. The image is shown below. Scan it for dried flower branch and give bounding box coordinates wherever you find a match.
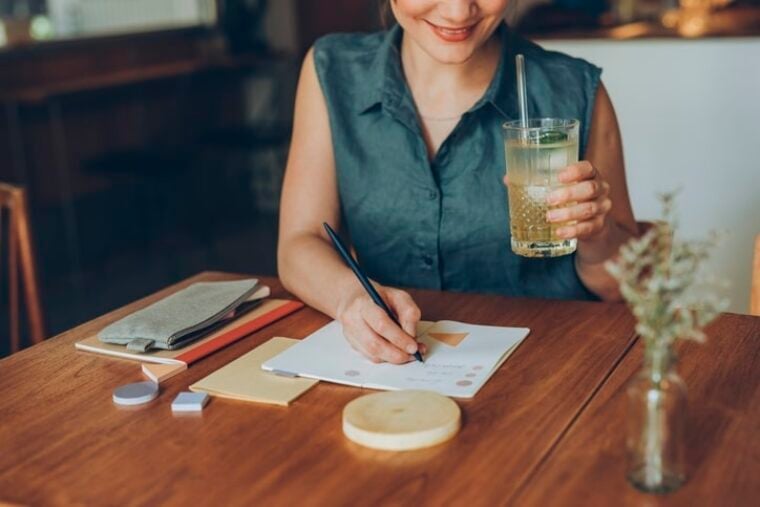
[606,192,728,350]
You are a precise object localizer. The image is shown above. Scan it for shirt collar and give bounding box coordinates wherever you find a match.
[355,25,404,114]
[470,24,519,121]
[357,24,520,122]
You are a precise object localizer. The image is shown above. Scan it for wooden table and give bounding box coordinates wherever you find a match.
[0,272,757,506]
[513,313,760,506]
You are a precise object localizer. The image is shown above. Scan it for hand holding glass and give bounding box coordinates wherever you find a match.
[503,119,580,258]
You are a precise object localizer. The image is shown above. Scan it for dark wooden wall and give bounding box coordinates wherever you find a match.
[295,0,382,52]
[0,29,244,204]
[0,3,371,342]
[0,28,283,334]
[0,29,205,92]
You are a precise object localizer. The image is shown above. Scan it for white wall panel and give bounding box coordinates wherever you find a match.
[539,38,760,313]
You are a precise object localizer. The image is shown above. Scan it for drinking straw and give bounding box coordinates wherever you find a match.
[515,54,529,128]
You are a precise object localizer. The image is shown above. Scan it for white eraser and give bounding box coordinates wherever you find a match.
[171,391,209,412]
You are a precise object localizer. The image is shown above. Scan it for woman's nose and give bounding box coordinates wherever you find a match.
[437,0,479,25]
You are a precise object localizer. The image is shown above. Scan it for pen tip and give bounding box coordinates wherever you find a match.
[414,351,424,363]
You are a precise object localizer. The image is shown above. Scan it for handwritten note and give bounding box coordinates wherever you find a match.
[263,320,530,398]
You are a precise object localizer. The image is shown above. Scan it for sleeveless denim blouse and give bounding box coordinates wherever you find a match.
[313,25,602,300]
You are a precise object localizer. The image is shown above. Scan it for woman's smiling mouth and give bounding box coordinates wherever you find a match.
[424,20,481,43]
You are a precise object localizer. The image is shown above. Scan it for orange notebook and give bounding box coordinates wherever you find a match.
[76,298,304,382]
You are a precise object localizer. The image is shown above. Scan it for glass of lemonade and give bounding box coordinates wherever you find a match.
[503,118,579,258]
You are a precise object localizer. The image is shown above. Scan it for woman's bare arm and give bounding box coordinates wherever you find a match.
[575,82,639,300]
[278,48,354,314]
[278,49,422,363]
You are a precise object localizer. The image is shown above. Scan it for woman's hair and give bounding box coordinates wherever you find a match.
[379,0,394,29]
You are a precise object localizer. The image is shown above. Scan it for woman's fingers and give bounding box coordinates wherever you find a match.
[364,304,419,356]
[558,161,596,184]
[548,179,609,206]
[546,161,611,241]
[547,197,612,223]
[337,286,425,364]
[383,289,428,355]
[344,331,382,363]
[345,316,412,364]
[549,196,611,239]
[556,215,607,240]
[383,288,422,337]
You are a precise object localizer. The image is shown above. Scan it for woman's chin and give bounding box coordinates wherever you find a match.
[420,43,481,65]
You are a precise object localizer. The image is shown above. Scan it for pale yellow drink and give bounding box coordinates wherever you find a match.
[503,119,579,258]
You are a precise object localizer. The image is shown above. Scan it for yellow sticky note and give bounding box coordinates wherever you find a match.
[190,337,318,406]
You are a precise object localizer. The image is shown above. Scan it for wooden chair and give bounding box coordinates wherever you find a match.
[1,183,46,353]
[752,235,760,316]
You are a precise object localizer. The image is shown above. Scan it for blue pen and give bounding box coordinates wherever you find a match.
[323,222,424,362]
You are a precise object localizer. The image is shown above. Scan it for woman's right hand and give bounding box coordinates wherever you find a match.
[335,284,426,364]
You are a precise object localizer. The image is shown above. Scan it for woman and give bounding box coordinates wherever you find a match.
[278,0,639,364]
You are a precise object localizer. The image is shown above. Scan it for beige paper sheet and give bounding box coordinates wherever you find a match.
[190,337,318,406]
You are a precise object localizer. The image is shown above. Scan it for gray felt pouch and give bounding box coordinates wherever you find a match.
[98,278,260,352]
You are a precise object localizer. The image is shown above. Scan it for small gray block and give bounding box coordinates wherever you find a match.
[172,391,209,412]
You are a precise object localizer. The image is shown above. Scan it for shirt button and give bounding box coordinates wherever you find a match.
[422,255,434,267]
[427,189,438,200]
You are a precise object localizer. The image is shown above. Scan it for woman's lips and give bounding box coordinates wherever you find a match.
[425,20,479,43]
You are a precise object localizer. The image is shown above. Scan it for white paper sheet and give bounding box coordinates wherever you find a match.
[262,320,530,398]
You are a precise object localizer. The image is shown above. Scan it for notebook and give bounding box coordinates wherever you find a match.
[190,337,319,406]
[76,298,304,381]
[262,320,530,399]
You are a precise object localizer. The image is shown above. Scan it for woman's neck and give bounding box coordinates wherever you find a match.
[400,32,502,119]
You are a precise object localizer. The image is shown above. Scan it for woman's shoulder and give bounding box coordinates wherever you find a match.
[313,31,388,71]
[311,31,393,111]
[513,34,602,88]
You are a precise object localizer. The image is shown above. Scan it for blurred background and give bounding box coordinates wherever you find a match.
[1,0,758,356]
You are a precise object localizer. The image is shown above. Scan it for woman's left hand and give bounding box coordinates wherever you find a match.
[546,161,612,241]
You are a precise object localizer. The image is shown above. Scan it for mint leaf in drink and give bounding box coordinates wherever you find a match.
[538,131,568,144]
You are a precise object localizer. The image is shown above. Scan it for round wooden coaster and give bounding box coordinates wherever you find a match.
[342,390,461,451]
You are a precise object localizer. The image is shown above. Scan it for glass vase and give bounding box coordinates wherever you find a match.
[626,344,687,494]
